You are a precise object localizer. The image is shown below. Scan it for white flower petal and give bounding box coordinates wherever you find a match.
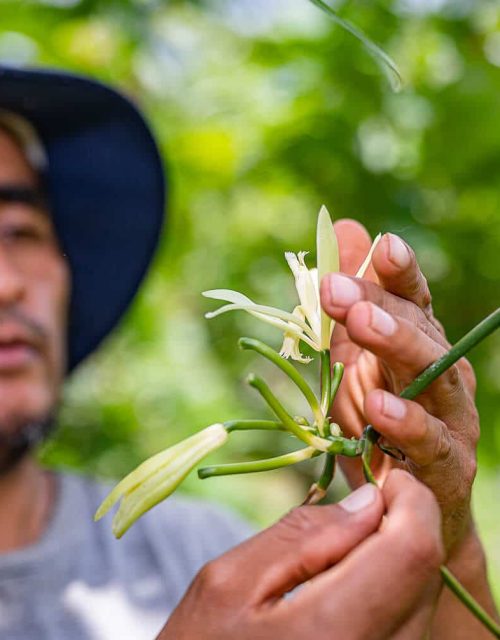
[205,300,319,343]
[279,306,313,363]
[202,289,253,305]
[285,252,321,338]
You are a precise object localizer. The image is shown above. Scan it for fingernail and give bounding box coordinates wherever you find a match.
[369,305,397,336]
[329,274,361,307]
[339,484,378,513]
[381,391,406,420]
[388,234,411,269]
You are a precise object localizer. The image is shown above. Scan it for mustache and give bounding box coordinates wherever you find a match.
[0,308,49,346]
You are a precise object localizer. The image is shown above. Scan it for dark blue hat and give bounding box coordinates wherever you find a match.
[0,66,166,372]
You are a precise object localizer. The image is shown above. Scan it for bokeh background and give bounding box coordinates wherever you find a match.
[1,0,499,594]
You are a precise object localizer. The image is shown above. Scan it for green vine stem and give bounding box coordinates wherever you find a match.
[198,447,321,479]
[240,338,323,426]
[362,307,500,479]
[441,567,500,638]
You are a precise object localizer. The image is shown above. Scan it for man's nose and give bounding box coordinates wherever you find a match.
[0,249,26,306]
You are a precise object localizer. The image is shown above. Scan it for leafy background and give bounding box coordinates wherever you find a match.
[0,0,499,594]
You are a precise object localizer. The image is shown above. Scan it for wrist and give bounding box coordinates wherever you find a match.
[446,519,488,588]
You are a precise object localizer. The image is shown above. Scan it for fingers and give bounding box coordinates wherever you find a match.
[336,301,466,420]
[364,386,477,550]
[196,484,384,605]
[284,470,444,640]
[333,219,376,279]
[372,233,433,313]
[364,389,453,467]
[330,219,377,363]
[321,272,447,349]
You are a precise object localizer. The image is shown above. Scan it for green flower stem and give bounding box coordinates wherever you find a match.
[329,362,345,411]
[239,337,323,425]
[198,447,322,479]
[440,567,500,638]
[247,373,332,451]
[361,423,379,484]
[327,435,363,456]
[317,454,336,492]
[224,419,286,433]
[319,349,331,435]
[362,307,500,478]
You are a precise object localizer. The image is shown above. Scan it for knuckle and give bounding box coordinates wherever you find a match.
[412,273,432,308]
[437,364,464,401]
[407,529,444,573]
[196,559,234,598]
[463,453,478,489]
[434,424,452,464]
[399,499,444,571]
[420,281,432,308]
[409,403,429,444]
[459,357,477,393]
[467,405,480,447]
[279,506,320,537]
[410,477,436,506]
[445,363,461,391]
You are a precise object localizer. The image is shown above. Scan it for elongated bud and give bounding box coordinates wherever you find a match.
[95,424,228,538]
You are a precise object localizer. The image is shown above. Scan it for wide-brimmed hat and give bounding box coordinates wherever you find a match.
[0,65,166,372]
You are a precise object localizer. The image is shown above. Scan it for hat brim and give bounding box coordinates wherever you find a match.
[0,66,166,371]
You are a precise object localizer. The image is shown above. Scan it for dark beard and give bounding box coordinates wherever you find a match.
[0,414,56,475]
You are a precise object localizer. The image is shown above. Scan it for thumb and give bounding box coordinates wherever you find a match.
[219,483,384,605]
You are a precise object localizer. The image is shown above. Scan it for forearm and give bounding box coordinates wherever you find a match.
[431,524,498,639]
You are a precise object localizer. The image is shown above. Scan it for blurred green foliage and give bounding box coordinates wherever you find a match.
[0,0,499,590]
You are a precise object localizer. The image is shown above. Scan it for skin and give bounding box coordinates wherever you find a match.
[159,471,444,640]
[320,219,498,638]
[0,128,495,637]
[0,128,70,551]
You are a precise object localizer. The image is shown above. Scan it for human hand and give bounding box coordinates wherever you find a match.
[158,471,443,640]
[319,220,478,552]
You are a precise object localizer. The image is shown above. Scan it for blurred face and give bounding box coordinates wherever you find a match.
[0,129,70,465]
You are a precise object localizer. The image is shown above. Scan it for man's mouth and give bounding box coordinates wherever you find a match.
[0,326,41,371]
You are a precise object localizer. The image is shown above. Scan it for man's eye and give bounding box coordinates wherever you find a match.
[2,225,44,242]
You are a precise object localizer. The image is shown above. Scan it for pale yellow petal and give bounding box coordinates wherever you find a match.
[112,424,228,538]
[355,233,382,278]
[316,205,339,349]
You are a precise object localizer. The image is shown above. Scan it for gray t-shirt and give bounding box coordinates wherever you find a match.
[0,473,252,640]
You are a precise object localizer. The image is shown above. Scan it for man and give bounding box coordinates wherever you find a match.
[0,65,496,639]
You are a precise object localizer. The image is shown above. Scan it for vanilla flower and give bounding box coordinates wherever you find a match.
[204,206,380,362]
